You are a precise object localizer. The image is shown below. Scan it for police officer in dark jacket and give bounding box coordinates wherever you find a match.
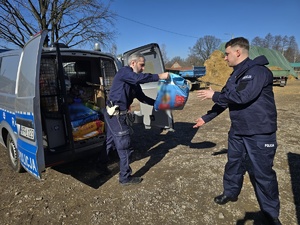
[99,53,169,186]
[193,37,281,225]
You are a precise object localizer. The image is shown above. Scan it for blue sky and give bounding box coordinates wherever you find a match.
[109,0,300,59]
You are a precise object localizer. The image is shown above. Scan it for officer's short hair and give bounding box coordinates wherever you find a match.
[127,53,145,65]
[225,37,249,51]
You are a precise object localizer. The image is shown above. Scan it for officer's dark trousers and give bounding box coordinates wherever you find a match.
[104,111,133,183]
[224,131,280,218]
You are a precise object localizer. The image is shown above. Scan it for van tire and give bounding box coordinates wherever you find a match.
[6,134,24,173]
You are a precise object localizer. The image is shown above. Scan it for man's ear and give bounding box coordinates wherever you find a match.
[236,49,241,57]
[128,60,133,67]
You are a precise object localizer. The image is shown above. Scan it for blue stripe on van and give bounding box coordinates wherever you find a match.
[0,108,17,133]
[17,138,39,178]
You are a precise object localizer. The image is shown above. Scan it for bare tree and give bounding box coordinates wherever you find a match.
[285,36,299,62]
[281,35,289,55]
[165,56,186,69]
[264,33,274,48]
[160,44,169,64]
[189,35,221,61]
[0,0,116,48]
[273,35,282,51]
[109,43,117,56]
[251,34,300,62]
[186,55,204,66]
[251,36,264,47]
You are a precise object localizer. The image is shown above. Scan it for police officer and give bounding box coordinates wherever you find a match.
[193,37,281,225]
[98,53,169,186]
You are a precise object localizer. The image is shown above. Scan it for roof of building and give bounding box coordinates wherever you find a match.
[166,62,193,71]
[290,62,300,68]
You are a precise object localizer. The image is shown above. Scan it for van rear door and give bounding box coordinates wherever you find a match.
[122,43,174,130]
[15,30,48,179]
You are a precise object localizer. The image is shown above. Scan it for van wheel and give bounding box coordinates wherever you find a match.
[7,134,24,172]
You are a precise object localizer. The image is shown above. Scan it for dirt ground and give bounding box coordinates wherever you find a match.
[0,79,300,225]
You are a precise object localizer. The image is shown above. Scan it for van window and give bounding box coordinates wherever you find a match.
[101,59,116,88]
[40,58,59,112]
[64,61,90,85]
[0,55,19,94]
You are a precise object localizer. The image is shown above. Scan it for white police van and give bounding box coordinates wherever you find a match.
[0,30,173,180]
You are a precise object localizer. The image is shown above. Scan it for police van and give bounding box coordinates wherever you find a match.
[0,30,173,180]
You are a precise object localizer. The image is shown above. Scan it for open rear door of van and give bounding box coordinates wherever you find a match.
[122,43,174,130]
[15,30,48,179]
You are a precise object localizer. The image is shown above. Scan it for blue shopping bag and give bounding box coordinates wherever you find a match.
[154,73,189,110]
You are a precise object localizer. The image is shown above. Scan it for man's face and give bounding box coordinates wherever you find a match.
[224,46,240,67]
[132,57,145,73]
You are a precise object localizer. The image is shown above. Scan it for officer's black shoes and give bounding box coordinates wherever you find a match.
[261,211,282,225]
[120,176,142,186]
[214,194,238,205]
[270,218,282,225]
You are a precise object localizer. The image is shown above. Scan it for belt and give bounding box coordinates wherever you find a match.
[118,110,128,115]
[111,110,128,116]
[106,104,127,116]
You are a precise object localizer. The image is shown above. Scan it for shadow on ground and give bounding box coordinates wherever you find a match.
[288,152,300,225]
[236,211,268,225]
[52,121,216,189]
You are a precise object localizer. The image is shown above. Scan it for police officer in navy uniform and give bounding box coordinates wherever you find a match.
[193,37,281,225]
[98,53,169,186]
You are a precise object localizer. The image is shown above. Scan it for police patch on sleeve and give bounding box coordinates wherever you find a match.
[242,74,253,80]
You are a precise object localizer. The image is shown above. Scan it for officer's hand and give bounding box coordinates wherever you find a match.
[158,72,169,80]
[196,87,214,100]
[193,117,205,128]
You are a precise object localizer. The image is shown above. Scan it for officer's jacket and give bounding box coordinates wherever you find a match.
[202,56,277,135]
[108,66,160,111]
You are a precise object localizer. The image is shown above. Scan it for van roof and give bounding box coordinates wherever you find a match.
[0,49,13,53]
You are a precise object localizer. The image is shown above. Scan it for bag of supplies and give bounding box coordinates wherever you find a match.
[154,73,189,110]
